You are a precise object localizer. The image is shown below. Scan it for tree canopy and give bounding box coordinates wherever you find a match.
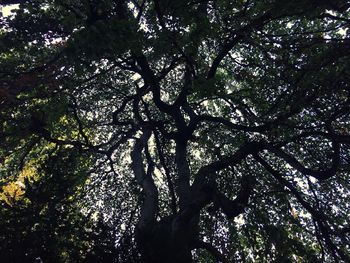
[1,1,350,262]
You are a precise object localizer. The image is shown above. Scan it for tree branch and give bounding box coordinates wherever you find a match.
[266,143,340,180]
[131,128,158,229]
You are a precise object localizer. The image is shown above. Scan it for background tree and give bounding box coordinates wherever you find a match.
[1,0,350,262]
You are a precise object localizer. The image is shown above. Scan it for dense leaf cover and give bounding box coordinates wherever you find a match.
[1,1,350,262]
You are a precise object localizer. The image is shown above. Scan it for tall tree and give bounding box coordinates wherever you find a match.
[1,1,350,262]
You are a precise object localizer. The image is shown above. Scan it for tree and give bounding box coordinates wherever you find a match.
[1,0,350,262]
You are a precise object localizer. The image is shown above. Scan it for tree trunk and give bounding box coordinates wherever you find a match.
[136,215,197,263]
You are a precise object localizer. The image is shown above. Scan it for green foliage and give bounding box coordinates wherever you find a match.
[0,147,90,262]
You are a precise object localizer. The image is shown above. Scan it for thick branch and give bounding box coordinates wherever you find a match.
[174,142,264,222]
[154,130,177,214]
[131,129,158,228]
[207,12,272,79]
[194,141,266,184]
[198,114,268,133]
[214,174,253,219]
[175,140,192,210]
[266,143,340,180]
[0,0,24,5]
[134,54,174,115]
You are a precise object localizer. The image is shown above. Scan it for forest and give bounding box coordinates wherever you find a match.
[0,1,350,262]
